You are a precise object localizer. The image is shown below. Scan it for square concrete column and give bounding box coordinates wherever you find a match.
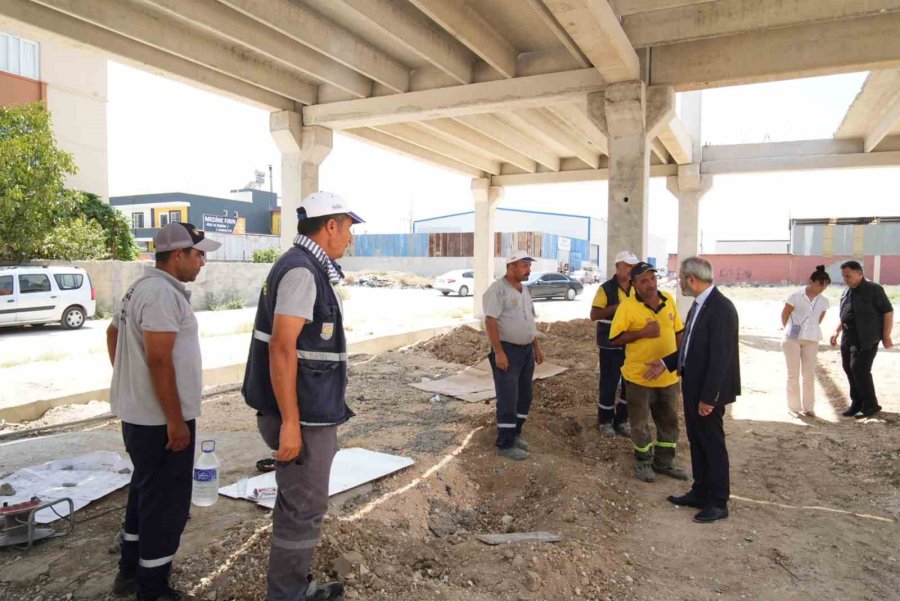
[270,111,332,250]
[588,82,650,276]
[667,164,712,315]
[472,178,503,318]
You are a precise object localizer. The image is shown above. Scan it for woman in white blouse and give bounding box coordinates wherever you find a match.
[781,265,831,417]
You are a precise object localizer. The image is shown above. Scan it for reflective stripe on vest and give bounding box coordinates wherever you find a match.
[255,330,347,362]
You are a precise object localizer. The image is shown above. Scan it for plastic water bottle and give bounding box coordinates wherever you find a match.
[192,440,219,507]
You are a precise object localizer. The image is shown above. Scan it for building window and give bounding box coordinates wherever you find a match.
[0,33,40,80]
[132,213,144,229]
[159,213,169,227]
[169,210,182,223]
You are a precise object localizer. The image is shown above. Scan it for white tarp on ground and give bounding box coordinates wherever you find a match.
[218,447,414,509]
[409,358,567,402]
[0,451,133,523]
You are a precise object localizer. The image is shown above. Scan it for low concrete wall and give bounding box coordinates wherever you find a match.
[69,260,271,311]
[0,321,477,423]
[339,256,558,277]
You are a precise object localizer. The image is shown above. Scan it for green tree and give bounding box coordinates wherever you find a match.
[73,192,138,260]
[42,216,107,260]
[0,103,78,262]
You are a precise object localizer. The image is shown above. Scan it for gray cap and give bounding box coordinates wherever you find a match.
[154,222,221,253]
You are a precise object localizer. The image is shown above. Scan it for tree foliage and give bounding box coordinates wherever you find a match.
[0,103,77,262]
[72,192,139,260]
[0,103,137,262]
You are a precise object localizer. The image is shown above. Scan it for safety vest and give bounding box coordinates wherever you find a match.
[242,245,354,426]
[596,276,626,350]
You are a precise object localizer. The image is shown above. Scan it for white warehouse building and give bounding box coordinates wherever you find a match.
[413,208,667,277]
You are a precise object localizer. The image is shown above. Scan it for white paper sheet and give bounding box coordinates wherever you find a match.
[218,447,414,509]
[0,451,133,523]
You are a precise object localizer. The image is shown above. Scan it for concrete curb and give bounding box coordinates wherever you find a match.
[0,321,478,423]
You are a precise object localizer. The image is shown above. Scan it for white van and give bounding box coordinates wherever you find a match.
[0,266,96,330]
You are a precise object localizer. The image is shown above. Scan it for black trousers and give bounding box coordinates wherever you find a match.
[683,399,729,510]
[840,342,879,414]
[120,420,196,601]
[598,348,628,425]
[489,342,535,449]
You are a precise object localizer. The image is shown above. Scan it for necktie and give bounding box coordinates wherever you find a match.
[678,302,698,372]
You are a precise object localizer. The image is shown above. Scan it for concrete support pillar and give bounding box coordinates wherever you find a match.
[588,82,650,276]
[270,111,333,249]
[472,178,503,318]
[667,164,712,314]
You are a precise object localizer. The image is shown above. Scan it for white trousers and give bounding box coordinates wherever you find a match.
[782,338,819,412]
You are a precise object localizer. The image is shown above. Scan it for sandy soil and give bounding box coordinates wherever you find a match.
[1,290,898,601]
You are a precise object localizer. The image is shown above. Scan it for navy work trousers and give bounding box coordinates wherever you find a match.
[489,341,535,449]
[119,419,195,601]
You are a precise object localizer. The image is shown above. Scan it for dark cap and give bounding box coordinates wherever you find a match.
[154,222,221,253]
[630,261,657,280]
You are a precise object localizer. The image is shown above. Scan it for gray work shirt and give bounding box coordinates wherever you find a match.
[482,276,537,345]
[274,267,343,319]
[110,266,202,426]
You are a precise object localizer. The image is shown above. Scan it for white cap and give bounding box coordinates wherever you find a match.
[506,250,535,264]
[299,191,365,224]
[614,250,640,265]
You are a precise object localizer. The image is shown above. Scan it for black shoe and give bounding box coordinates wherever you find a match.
[111,571,135,596]
[306,579,345,600]
[841,407,861,417]
[667,493,706,509]
[855,406,882,418]
[693,506,728,523]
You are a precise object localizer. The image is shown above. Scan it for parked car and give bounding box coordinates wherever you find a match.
[569,270,600,284]
[525,272,583,301]
[0,266,96,330]
[433,269,474,296]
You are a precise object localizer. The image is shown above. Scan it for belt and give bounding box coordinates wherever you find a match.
[500,341,532,349]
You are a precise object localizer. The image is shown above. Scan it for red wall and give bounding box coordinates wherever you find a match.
[666,254,900,285]
[0,71,46,106]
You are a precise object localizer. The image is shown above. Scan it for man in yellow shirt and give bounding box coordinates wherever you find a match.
[610,262,688,483]
[590,250,639,437]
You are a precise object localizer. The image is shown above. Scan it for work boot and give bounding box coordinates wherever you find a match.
[143,589,196,601]
[652,464,689,480]
[615,421,631,437]
[513,436,530,451]
[634,460,656,482]
[306,577,345,601]
[598,423,616,437]
[498,446,528,461]
[111,571,135,597]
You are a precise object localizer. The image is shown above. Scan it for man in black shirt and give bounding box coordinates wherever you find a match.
[829,261,894,418]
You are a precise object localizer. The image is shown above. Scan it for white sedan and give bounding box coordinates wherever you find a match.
[433,269,474,296]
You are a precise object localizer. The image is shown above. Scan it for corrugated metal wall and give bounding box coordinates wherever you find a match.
[350,232,590,262]
[792,222,900,256]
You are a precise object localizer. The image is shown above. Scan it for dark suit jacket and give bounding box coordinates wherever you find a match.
[673,287,741,406]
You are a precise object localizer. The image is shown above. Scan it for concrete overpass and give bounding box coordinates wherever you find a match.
[2,0,900,314]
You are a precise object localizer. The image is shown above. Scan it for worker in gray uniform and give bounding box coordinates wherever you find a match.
[483,250,545,461]
[243,192,364,601]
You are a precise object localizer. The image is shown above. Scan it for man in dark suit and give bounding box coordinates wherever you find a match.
[647,257,740,523]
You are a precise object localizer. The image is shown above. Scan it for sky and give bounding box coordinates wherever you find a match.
[107,64,900,253]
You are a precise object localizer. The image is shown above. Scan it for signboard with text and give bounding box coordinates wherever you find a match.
[203,213,238,233]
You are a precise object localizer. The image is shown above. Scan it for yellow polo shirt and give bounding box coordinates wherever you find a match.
[591,282,630,309]
[609,291,684,387]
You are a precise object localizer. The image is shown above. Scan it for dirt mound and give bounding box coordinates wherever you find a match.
[538,318,595,342]
[415,325,489,366]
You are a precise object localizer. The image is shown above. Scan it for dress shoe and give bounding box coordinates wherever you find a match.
[693,506,729,523]
[667,493,706,509]
[854,406,882,419]
[841,407,861,417]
